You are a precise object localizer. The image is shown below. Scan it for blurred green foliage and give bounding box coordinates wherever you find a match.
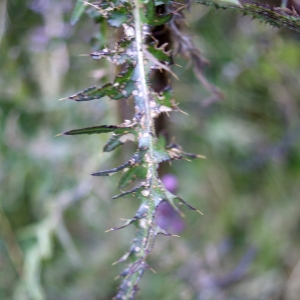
[1,0,300,299]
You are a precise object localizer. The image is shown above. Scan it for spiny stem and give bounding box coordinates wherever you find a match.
[196,0,300,34]
[114,0,159,299]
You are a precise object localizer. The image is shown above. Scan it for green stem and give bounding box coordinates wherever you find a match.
[114,0,160,299]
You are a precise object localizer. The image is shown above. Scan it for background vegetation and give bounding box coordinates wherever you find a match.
[1,0,300,299]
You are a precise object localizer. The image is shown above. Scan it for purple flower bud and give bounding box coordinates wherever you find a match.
[161,174,178,194]
[155,174,184,234]
[155,201,185,234]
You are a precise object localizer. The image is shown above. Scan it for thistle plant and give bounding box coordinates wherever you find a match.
[61,0,300,299]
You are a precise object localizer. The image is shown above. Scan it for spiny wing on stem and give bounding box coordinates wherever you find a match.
[91,150,146,176]
[90,38,135,65]
[196,0,300,34]
[65,66,135,101]
[103,132,136,152]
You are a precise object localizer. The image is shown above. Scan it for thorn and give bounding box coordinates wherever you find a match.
[58,97,68,101]
[172,234,180,238]
[105,228,113,233]
[175,63,182,68]
[79,54,90,56]
[196,209,204,215]
[172,4,188,14]
[83,0,98,9]
[196,154,206,159]
[149,267,156,274]
[177,108,188,115]
[171,71,179,81]
[55,133,63,137]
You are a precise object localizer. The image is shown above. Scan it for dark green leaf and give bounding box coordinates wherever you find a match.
[67,67,135,101]
[119,166,147,189]
[63,125,123,136]
[92,150,146,176]
[108,8,129,27]
[147,43,172,65]
[112,185,144,199]
[103,131,136,152]
[90,40,135,65]
[153,136,170,163]
[154,87,178,112]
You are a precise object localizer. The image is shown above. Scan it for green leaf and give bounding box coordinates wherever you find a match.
[104,132,136,152]
[92,150,146,176]
[154,87,178,112]
[62,125,132,136]
[119,166,147,189]
[112,185,144,199]
[67,67,135,101]
[147,42,172,65]
[141,0,173,26]
[90,39,134,65]
[153,136,170,163]
[108,8,129,27]
[70,0,86,25]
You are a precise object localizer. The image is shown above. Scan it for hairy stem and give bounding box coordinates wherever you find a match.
[114,1,159,299]
[67,1,202,299]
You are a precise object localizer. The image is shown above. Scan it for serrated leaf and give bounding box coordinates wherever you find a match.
[67,67,135,101]
[108,8,129,27]
[104,132,136,152]
[92,150,146,176]
[70,0,86,25]
[141,0,172,26]
[153,136,170,163]
[113,185,144,199]
[164,189,203,216]
[63,125,126,136]
[119,166,147,189]
[147,43,172,64]
[90,39,134,65]
[154,87,178,111]
[174,196,201,212]
[145,13,172,26]
[103,134,124,152]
